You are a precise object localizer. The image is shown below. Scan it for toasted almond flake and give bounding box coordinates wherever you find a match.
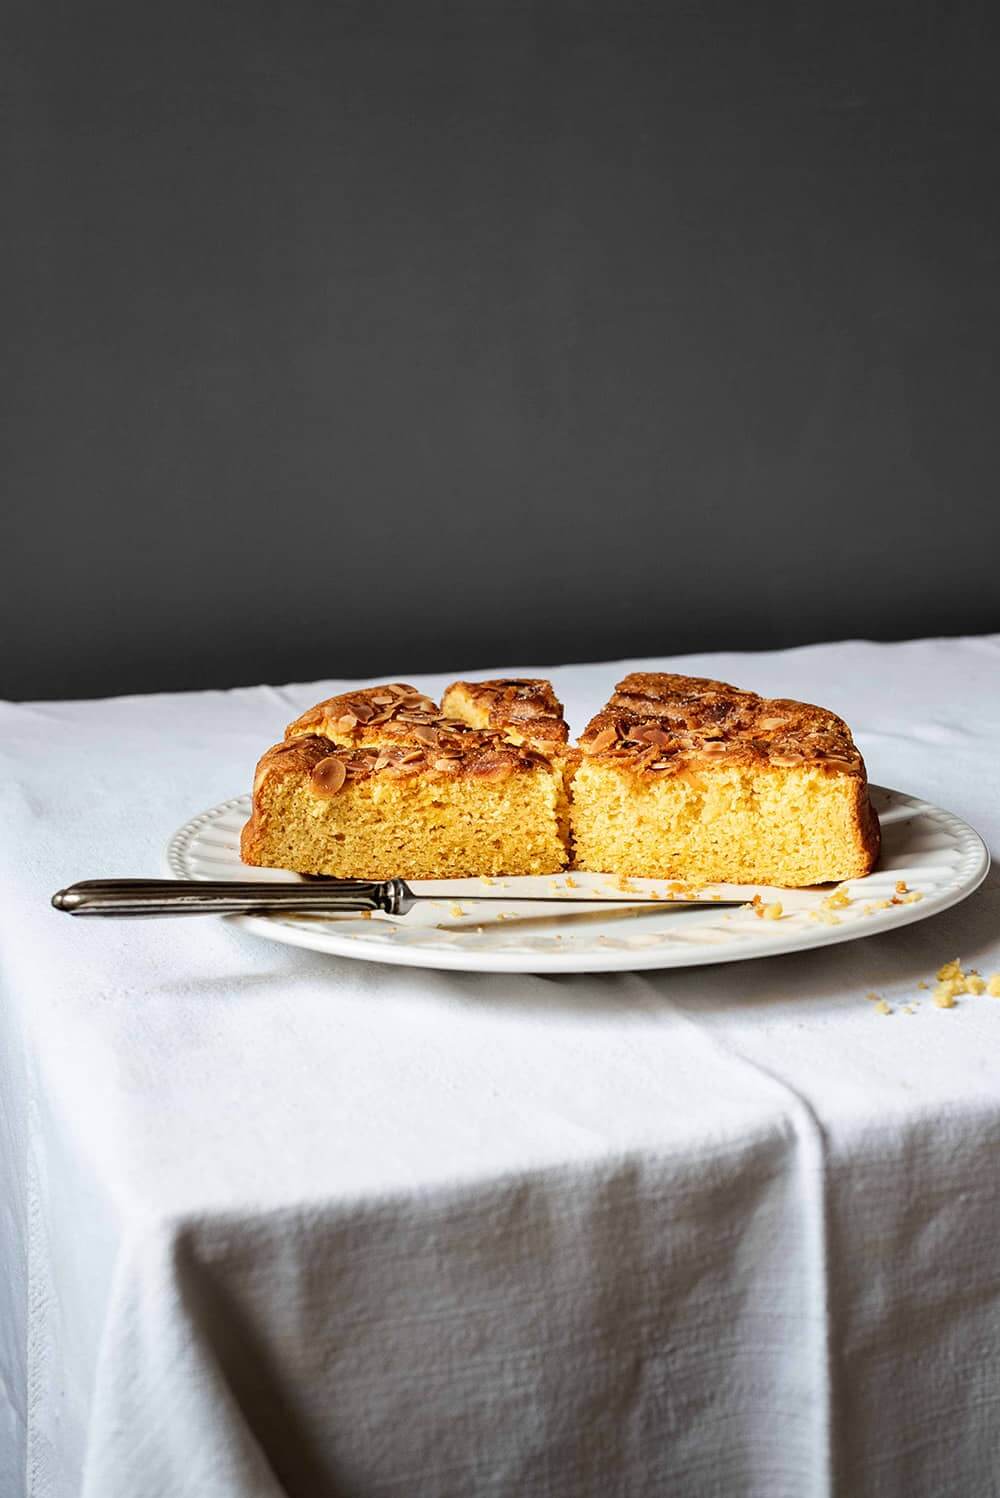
[629,725,672,748]
[370,692,395,705]
[311,755,347,796]
[585,726,618,755]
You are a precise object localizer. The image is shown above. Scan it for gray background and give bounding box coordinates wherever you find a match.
[4,1,999,701]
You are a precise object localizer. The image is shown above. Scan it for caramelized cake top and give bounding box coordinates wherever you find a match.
[442,678,569,747]
[285,683,440,743]
[578,673,865,777]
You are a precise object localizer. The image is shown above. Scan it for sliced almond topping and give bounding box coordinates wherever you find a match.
[585,726,618,755]
[629,725,672,748]
[433,757,460,772]
[330,712,358,734]
[311,755,347,796]
[351,700,374,723]
[471,754,514,780]
[370,692,395,706]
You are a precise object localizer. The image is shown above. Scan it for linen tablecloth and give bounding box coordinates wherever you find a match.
[2,636,1000,1498]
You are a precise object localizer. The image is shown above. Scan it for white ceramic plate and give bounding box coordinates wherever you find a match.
[163,790,982,976]
[165,786,988,974]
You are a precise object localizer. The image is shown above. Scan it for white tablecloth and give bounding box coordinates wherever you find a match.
[2,637,1000,1498]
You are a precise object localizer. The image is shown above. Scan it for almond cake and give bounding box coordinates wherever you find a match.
[241,682,571,878]
[571,673,880,886]
[241,674,880,886]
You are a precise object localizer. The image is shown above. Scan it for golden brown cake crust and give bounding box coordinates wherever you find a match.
[285,683,440,742]
[581,672,866,776]
[442,677,569,746]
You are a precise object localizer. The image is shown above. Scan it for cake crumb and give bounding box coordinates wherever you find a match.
[479,876,495,887]
[895,880,908,894]
[988,975,1000,997]
[874,999,892,1016]
[898,891,923,904]
[814,910,842,925]
[750,894,765,917]
[964,974,986,995]
[933,985,958,1009]
[449,903,466,918]
[937,958,963,982]
[823,888,851,910]
[865,991,881,1002]
[762,902,783,921]
[918,980,929,990]
[564,875,579,889]
[902,1004,917,1015]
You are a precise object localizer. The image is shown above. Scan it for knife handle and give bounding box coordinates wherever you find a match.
[51,878,403,917]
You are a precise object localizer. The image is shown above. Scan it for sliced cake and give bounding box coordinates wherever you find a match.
[241,683,569,878]
[571,673,880,885]
[441,678,570,753]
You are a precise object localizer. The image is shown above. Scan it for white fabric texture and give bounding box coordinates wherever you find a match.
[2,636,1000,1498]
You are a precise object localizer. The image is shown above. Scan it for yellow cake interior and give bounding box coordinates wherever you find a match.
[571,759,875,886]
[246,755,568,879]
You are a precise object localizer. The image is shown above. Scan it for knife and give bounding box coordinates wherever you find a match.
[51,878,746,918]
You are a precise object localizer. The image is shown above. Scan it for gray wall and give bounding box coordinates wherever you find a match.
[4,2,999,700]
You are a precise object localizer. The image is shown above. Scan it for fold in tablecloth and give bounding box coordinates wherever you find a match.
[2,636,999,1498]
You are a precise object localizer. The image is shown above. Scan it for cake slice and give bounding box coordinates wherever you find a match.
[441,678,570,753]
[241,684,569,878]
[571,673,879,885]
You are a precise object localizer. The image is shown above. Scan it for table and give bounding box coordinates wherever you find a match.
[2,637,999,1498]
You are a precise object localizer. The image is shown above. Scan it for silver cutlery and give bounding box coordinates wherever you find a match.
[51,878,745,919]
